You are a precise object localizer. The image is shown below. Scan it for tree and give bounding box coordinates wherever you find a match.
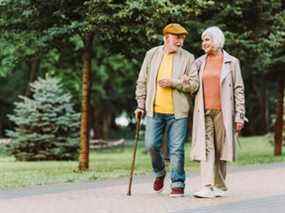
[0,0,94,170]
[78,32,94,170]
[6,77,80,161]
[86,0,214,57]
[267,47,285,155]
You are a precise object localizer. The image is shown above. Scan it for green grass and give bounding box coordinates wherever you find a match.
[235,136,285,165]
[0,136,284,189]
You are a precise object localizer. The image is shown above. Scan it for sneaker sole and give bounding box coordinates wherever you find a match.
[193,194,215,198]
[154,187,164,193]
[214,194,225,197]
[169,194,184,198]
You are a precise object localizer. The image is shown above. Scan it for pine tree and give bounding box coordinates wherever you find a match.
[6,77,80,161]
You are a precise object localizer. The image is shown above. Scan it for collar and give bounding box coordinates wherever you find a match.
[200,49,234,63]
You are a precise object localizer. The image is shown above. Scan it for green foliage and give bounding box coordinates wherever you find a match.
[0,63,29,135]
[0,0,284,137]
[0,0,91,134]
[92,45,137,111]
[86,0,214,58]
[6,77,80,161]
[0,0,89,77]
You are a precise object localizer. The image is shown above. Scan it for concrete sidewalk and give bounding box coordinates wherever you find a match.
[0,163,285,213]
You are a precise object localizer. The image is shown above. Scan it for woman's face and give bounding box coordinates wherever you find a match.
[202,35,216,54]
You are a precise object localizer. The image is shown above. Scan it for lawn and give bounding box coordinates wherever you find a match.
[0,136,284,189]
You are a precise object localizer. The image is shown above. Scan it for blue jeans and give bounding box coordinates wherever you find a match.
[145,114,188,188]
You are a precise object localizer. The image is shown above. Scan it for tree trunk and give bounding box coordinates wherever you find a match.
[251,80,268,134]
[79,32,94,171]
[102,112,112,139]
[260,88,268,133]
[274,79,284,156]
[0,119,3,137]
[93,109,103,139]
[90,101,97,139]
[25,56,40,97]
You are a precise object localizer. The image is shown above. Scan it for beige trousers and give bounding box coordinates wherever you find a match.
[201,109,227,190]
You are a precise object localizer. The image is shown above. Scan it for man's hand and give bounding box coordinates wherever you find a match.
[235,122,244,134]
[134,108,144,121]
[158,79,172,88]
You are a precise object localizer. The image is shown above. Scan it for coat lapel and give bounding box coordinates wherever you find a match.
[198,55,207,82]
[172,48,182,79]
[151,46,164,80]
[220,50,233,83]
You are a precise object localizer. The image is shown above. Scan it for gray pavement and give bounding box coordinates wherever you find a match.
[174,194,285,213]
[0,163,285,213]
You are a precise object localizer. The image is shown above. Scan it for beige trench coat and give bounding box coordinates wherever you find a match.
[190,50,246,162]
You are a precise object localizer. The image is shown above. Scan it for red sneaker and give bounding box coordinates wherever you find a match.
[153,175,165,192]
[170,187,184,197]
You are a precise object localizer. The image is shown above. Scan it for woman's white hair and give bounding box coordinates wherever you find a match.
[201,26,225,49]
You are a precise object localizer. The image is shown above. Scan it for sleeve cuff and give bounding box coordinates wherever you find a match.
[137,101,145,110]
[171,79,180,88]
[235,113,247,123]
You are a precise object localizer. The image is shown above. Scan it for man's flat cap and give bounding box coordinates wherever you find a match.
[163,23,188,36]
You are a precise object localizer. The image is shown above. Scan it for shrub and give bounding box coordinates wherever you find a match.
[6,77,80,161]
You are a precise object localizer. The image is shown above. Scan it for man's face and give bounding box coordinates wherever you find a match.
[164,34,186,53]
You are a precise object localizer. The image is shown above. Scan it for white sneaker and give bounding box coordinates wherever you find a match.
[212,186,226,197]
[193,186,215,198]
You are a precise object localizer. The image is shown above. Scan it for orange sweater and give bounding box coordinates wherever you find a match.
[202,54,223,110]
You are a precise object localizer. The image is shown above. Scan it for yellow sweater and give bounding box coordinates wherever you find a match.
[154,53,174,114]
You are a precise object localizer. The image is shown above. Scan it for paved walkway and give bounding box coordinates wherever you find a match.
[0,163,285,213]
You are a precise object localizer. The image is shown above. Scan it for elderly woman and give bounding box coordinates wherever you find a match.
[190,26,246,198]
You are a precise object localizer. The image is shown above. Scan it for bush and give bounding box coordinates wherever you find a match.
[6,77,80,161]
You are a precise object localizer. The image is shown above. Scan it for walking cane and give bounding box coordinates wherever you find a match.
[127,112,142,196]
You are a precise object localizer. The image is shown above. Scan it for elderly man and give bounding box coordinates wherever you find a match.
[135,23,199,197]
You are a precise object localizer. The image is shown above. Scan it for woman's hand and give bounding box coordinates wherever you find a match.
[181,74,189,84]
[235,122,244,133]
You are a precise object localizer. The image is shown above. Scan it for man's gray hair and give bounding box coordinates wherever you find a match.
[201,26,225,49]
